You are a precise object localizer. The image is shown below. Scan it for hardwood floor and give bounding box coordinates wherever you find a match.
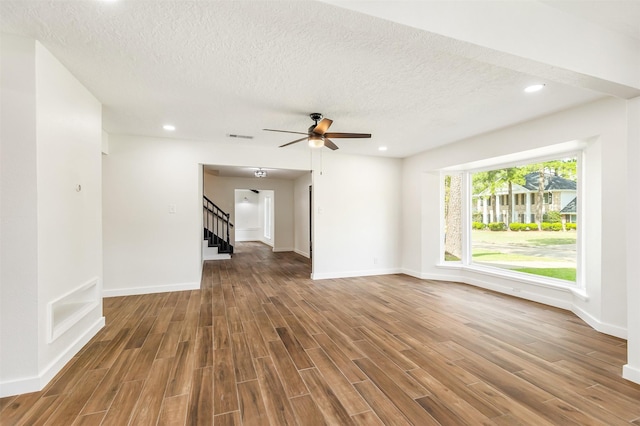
[2,241,640,425]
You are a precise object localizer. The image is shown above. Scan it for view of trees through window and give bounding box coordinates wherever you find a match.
[443,174,463,262]
[444,157,578,283]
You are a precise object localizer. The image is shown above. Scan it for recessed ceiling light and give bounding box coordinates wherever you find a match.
[378,146,388,151]
[524,84,545,93]
[163,124,176,131]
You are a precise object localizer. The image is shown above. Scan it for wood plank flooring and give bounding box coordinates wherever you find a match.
[2,241,640,425]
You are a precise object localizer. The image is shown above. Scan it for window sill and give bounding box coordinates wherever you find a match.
[437,262,588,301]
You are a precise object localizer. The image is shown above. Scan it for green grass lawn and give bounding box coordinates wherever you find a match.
[471,229,576,246]
[472,251,560,262]
[512,267,576,281]
[528,238,576,246]
[445,252,460,261]
[445,230,577,281]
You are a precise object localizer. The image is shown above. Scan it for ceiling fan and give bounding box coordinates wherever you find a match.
[264,113,371,150]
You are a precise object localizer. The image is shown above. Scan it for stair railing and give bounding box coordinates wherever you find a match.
[203,195,233,252]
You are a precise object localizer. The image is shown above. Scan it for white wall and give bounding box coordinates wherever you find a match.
[403,97,629,338]
[103,135,401,295]
[1,36,104,397]
[103,137,307,297]
[103,137,207,296]
[36,43,104,373]
[234,189,261,241]
[625,96,640,384]
[0,34,40,395]
[311,153,403,279]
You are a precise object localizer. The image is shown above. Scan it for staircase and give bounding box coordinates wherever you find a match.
[203,196,233,260]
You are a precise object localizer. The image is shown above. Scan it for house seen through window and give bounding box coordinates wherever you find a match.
[443,156,578,283]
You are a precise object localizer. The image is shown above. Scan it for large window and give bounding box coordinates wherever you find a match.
[443,155,580,285]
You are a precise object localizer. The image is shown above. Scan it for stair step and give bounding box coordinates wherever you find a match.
[202,240,231,260]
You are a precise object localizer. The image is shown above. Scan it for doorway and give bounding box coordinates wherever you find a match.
[309,185,312,259]
[234,189,274,248]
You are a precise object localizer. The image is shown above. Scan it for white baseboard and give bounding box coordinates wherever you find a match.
[459,275,574,311]
[413,271,626,339]
[572,304,627,339]
[294,249,310,258]
[103,281,200,298]
[623,364,640,385]
[403,269,461,281]
[399,268,423,279]
[311,268,401,280]
[420,270,574,310]
[273,247,294,252]
[260,238,274,248]
[0,316,105,398]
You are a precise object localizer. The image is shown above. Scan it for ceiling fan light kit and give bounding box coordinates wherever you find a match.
[308,135,324,148]
[264,113,371,150]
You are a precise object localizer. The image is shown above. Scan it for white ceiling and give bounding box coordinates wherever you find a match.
[1,0,638,164]
[542,0,640,41]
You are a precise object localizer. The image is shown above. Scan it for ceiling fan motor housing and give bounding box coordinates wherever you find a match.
[309,112,323,123]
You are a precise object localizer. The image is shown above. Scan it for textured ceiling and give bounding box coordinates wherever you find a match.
[0,0,636,159]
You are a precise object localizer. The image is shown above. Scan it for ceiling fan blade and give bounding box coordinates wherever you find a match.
[324,138,339,150]
[279,137,308,148]
[323,132,371,139]
[264,129,309,136]
[312,118,333,135]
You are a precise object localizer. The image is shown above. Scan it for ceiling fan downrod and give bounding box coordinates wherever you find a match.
[309,112,323,125]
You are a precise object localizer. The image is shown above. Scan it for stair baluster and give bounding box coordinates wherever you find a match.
[203,195,234,255]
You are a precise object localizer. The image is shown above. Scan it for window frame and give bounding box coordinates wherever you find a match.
[439,148,584,291]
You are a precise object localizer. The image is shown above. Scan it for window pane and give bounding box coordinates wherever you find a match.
[471,158,578,282]
[444,174,462,262]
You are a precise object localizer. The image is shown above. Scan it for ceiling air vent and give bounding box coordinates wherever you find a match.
[227,134,253,139]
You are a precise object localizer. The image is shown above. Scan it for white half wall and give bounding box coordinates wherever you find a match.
[1,36,104,397]
[35,41,104,377]
[0,34,40,395]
